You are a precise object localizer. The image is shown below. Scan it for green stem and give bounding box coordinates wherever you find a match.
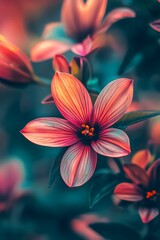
[33,75,51,87]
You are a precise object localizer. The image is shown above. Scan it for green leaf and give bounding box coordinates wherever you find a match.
[89,172,125,208]
[48,148,67,187]
[90,223,142,240]
[114,111,160,129]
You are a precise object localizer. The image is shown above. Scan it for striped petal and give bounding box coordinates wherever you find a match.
[91,128,130,157]
[51,72,93,127]
[21,118,78,147]
[60,142,97,187]
[93,78,133,128]
[114,183,143,202]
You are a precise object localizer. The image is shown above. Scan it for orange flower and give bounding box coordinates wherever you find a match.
[21,72,133,187]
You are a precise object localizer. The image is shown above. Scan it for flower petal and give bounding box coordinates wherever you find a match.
[114,182,143,201]
[150,19,160,32]
[71,36,93,56]
[51,72,93,127]
[71,35,108,56]
[139,208,159,223]
[96,8,136,34]
[61,0,107,37]
[93,78,133,128]
[147,160,160,188]
[42,22,75,44]
[123,164,149,187]
[0,35,33,73]
[0,60,33,85]
[53,54,70,72]
[91,128,130,157]
[41,94,54,104]
[60,143,97,187]
[31,40,72,62]
[132,149,152,169]
[21,118,78,147]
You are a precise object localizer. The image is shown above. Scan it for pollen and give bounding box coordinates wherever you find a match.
[81,124,95,137]
[146,190,157,199]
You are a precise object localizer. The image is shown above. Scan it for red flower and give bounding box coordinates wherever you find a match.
[21,72,133,187]
[114,160,160,223]
[31,0,135,61]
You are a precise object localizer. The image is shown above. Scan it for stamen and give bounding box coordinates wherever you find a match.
[146,190,157,199]
[81,124,95,137]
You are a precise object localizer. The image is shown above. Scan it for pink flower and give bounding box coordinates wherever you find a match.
[31,0,135,61]
[0,160,24,211]
[114,160,160,223]
[0,35,36,86]
[21,72,133,187]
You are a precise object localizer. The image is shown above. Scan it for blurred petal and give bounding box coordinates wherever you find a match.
[42,22,75,43]
[72,36,93,56]
[51,72,93,127]
[97,8,136,34]
[150,19,160,32]
[0,60,33,84]
[61,0,107,37]
[132,149,153,169]
[114,183,143,201]
[31,40,72,62]
[150,121,160,145]
[123,164,149,187]
[60,143,97,187]
[0,35,33,73]
[21,118,78,147]
[0,160,24,195]
[53,54,70,72]
[147,160,160,187]
[71,214,107,240]
[91,128,130,157]
[41,94,54,104]
[71,35,108,56]
[93,78,133,128]
[42,22,63,38]
[139,208,159,223]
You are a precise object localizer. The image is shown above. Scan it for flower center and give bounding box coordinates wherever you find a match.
[146,190,157,199]
[81,124,95,137]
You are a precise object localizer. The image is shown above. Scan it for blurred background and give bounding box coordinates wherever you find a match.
[0,0,160,239]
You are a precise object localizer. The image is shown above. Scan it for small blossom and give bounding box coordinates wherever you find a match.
[114,160,160,223]
[21,72,133,187]
[31,0,135,61]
